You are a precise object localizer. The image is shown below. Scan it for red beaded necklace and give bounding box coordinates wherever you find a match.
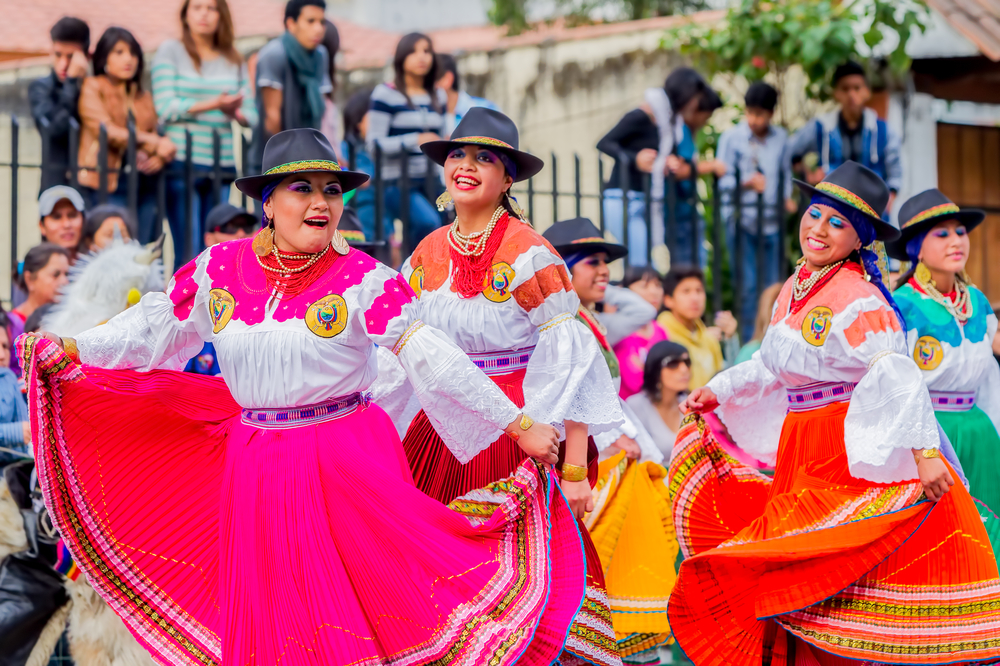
[788,261,861,315]
[449,211,511,299]
[257,245,339,299]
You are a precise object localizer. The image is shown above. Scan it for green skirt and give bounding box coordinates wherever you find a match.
[937,406,1000,556]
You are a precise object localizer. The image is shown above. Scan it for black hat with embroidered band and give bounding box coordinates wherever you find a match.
[420,107,544,182]
[885,189,985,261]
[793,161,899,241]
[541,217,628,267]
[235,128,370,201]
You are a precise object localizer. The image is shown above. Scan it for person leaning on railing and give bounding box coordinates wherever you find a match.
[77,27,177,244]
[152,0,256,270]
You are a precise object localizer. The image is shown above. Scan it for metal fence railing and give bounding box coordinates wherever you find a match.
[2,114,799,325]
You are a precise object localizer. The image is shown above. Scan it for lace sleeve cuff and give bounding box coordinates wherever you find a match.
[396,324,520,463]
[845,351,939,483]
[522,315,624,437]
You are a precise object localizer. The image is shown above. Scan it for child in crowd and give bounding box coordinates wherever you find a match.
[79,204,136,253]
[9,244,71,377]
[0,311,30,465]
[613,266,670,399]
[656,265,738,389]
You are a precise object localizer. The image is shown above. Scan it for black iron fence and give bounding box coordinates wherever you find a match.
[2,115,798,327]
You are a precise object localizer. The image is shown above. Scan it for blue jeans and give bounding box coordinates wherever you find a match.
[166,163,238,271]
[82,176,161,246]
[727,223,782,342]
[602,189,649,264]
[669,210,706,268]
[382,178,443,249]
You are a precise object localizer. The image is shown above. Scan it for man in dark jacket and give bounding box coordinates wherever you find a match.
[29,17,90,193]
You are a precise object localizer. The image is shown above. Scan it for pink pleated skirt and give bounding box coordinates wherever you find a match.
[21,337,587,665]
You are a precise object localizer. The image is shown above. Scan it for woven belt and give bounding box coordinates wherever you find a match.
[928,390,976,412]
[467,346,534,376]
[242,392,371,428]
[787,381,857,412]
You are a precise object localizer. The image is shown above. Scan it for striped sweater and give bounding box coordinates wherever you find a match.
[366,83,452,180]
[151,40,257,167]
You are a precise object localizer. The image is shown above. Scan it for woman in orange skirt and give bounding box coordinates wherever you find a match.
[670,161,1000,665]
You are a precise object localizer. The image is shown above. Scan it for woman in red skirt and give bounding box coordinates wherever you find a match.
[671,161,1000,665]
[389,108,624,666]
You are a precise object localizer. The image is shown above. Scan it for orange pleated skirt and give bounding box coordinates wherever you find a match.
[668,402,1000,666]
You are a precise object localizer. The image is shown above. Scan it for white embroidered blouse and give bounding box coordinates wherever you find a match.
[391,220,624,437]
[706,263,940,484]
[73,239,521,463]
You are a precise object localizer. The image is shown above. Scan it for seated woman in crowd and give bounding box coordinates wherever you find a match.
[8,244,71,377]
[625,340,691,461]
[0,312,29,466]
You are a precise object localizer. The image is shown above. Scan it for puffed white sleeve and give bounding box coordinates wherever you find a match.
[75,253,213,371]
[369,344,422,438]
[835,301,939,483]
[359,264,520,463]
[514,249,624,437]
[975,311,1000,435]
[706,350,787,466]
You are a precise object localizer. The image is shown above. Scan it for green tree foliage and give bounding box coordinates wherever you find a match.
[489,0,709,35]
[664,0,928,115]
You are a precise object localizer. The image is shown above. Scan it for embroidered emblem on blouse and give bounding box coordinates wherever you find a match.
[801,306,833,346]
[914,335,944,371]
[409,265,425,298]
[305,295,349,338]
[208,289,235,333]
[483,262,516,303]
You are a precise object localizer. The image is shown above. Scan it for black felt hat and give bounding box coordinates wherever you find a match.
[235,128,370,201]
[420,108,543,182]
[794,161,899,241]
[541,217,628,263]
[885,189,985,261]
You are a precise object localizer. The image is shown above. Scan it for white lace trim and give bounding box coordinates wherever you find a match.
[397,324,520,463]
[845,352,939,483]
[522,316,624,437]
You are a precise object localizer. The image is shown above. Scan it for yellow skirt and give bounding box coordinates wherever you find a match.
[585,452,679,662]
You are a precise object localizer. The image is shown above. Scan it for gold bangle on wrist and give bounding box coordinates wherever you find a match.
[913,448,941,462]
[61,338,80,363]
[561,463,588,482]
[519,414,534,431]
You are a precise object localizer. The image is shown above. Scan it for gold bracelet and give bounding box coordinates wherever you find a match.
[561,463,588,482]
[519,414,534,430]
[913,448,941,462]
[61,338,80,363]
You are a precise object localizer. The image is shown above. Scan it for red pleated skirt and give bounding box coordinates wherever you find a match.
[403,368,597,503]
[668,403,1000,666]
[402,367,618,666]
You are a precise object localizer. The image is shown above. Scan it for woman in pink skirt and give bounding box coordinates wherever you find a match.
[22,128,594,666]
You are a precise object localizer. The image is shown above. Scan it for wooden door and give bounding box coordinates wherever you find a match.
[937,122,1000,302]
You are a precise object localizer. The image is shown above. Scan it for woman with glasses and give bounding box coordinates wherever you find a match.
[625,340,691,460]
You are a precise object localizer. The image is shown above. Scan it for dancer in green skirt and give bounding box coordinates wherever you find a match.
[889,189,1000,548]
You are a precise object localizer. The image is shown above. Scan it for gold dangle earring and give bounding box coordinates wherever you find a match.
[915,260,933,286]
[506,191,526,221]
[331,229,351,256]
[436,191,454,212]
[253,216,275,257]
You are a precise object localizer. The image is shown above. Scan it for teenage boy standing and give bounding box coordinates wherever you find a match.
[251,0,333,172]
[717,81,795,340]
[790,60,901,215]
[29,17,90,192]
